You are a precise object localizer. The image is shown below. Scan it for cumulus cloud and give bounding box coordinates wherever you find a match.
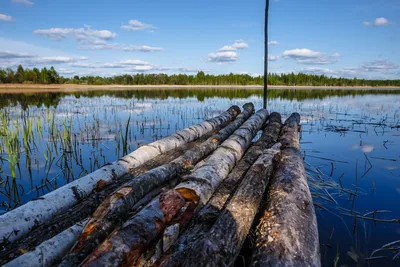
[361,60,398,71]
[208,40,248,63]
[268,55,280,61]
[121,20,156,31]
[207,51,239,63]
[268,40,279,46]
[23,56,75,65]
[283,48,340,65]
[0,50,34,58]
[34,25,163,52]
[301,59,398,79]
[363,17,390,27]
[57,68,75,74]
[231,40,249,49]
[12,0,33,6]
[78,43,163,52]
[33,26,116,42]
[0,14,13,22]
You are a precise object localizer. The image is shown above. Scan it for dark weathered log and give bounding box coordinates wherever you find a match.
[181,145,280,267]
[0,136,208,265]
[82,190,186,267]
[158,112,282,267]
[59,104,254,267]
[0,106,240,244]
[175,109,269,205]
[250,113,321,267]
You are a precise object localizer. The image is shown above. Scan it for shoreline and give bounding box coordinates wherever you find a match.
[0,84,400,93]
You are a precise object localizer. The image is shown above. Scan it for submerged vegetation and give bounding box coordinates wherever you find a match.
[1,65,400,87]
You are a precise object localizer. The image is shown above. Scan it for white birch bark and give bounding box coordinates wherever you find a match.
[3,220,87,267]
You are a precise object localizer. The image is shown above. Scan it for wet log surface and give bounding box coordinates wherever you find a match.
[250,113,321,267]
[59,104,254,266]
[159,112,282,267]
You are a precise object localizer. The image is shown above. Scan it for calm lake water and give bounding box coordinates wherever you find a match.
[0,88,399,266]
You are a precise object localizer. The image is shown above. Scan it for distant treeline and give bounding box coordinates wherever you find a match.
[1,65,400,87]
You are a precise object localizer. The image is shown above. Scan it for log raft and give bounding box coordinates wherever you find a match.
[0,104,321,267]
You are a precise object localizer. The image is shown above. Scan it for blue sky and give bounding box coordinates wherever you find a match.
[0,0,399,79]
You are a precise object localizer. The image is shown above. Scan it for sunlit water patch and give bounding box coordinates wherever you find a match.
[0,88,399,266]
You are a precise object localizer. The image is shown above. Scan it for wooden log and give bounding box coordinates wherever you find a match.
[175,109,269,205]
[158,112,282,267]
[250,113,321,267]
[181,144,281,267]
[0,137,208,265]
[59,104,254,266]
[0,106,240,244]
[82,190,186,267]
[82,109,267,267]
[3,220,87,267]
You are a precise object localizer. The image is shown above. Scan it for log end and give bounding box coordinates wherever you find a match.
[175,188,200,203]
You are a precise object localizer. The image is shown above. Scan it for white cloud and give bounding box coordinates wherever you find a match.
[301,59,399,79]
[268,55,280,61]
[207,51,239,63]
[79,56,89,60]
[217,46,236,52]
[121,20,156,31]
[208,40,248,63]
[231,40,249,49]
[283,48,339,65]
[78,43,163,52]
[12,0,33,6]
[34,26,163,52]
[0,50,34,58]
[268,40,279,46]
[361,60,398,71]
[57,68,75,74]
[33,26,116,42]
[0,14,13,22]
[363,17,390,27]
[24,56,75,65]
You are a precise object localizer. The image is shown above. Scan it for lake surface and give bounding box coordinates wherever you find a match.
[0,88,399,266]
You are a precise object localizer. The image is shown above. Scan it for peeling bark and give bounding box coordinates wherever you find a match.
[181,145,280,267]
[250,113,321,267]
[159,112,282,267]
[175,109,269,205]
[82,190,186,267]
[0,106,239,244]
[58,104,254,266]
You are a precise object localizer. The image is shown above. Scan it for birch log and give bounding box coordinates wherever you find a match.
[250,113,321,267]
[82,109,268,267]
[3,220,87,267]
[0,106,240,244]
[159,112,282,267]
[59,104,254,267]
[175,109,269,205]
[182,144,280,267]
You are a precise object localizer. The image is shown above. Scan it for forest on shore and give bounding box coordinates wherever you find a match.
[1,65,400,87]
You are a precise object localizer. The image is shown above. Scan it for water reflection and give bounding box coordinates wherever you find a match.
[0,88,399,266]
